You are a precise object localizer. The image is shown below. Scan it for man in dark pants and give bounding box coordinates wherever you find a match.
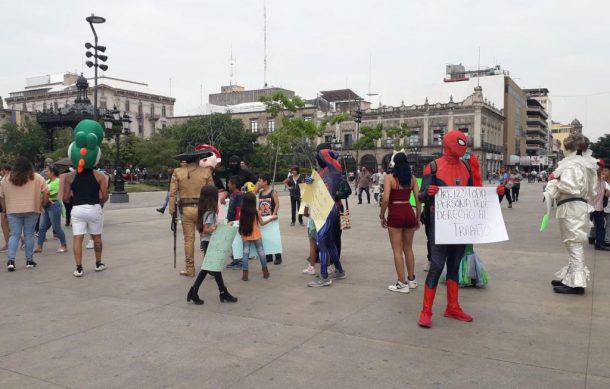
[589,160,610,251]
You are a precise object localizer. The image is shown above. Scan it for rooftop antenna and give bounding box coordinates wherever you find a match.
[169,77,172,97]
[367,54,378,99]
[229,43,235,86]
[263,0,268,88]
[477,47,481,87]
[200,84,203,113]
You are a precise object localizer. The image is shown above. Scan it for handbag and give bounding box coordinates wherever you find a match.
[339,199,351,230]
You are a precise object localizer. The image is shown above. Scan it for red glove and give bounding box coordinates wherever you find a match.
[428,185,439,196]
[496,185,505,196]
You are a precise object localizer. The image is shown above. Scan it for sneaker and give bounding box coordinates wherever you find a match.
[25,261,37,268]
[86,240,94,249]
[308,277,332,287]
[302,265,315,275]
[424,261,430,272]
[407,277,418,289]
[73,266,83,277]
[95,262,106,272]
[327,265,335,274]
[230,262,243,270]
[388,281,410,293]
[226,260,239,269]
[7,261,15,272]
[332,271,346,280]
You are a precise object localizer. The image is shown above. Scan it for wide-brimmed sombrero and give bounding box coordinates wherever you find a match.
[174,144,215,162]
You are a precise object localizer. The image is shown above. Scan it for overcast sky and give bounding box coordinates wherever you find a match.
[1,0,608,141]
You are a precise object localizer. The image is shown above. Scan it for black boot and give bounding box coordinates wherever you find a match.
[274,254,282,265]
[551,279,563,287]
[187,287,204,305]
[553,285,585,295]
[156,208,165,214]
[219,288,238,303]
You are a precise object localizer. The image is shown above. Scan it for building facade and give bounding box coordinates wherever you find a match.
[524,97,549,156]
[329,86,505,176]
[5,73,176,138]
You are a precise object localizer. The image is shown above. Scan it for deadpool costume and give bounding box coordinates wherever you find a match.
[417,130,503,328]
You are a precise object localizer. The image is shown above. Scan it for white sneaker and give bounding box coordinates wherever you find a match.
[407,278,418,289]
[73,267,83,277]
[86,240,94,249]
[424,262,430,272]
[327,265,335,274]
[302,265,315,275]
[388,281,410,293]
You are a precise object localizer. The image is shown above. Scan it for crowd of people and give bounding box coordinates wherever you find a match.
[3,120,608,328]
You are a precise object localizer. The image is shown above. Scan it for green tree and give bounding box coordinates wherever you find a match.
[591,134,610,160]
[47,127,75,161]
[167,114,256,166]
[260,92,320,182]
[1,120,45,162]
[353,124,383,149]
[386,123,411,150]
[134,134,178,177]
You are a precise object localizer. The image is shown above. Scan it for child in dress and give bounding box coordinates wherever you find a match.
[187,185,237,305]
[238,192,277,281]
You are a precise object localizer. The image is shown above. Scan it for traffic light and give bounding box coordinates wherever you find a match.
[354,108,362,124]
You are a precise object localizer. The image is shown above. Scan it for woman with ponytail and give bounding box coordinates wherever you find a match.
[379,152,421,293]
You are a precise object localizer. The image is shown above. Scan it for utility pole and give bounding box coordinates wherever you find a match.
[354,99,362,177]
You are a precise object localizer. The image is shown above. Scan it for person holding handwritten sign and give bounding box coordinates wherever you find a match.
[417,130,504,328]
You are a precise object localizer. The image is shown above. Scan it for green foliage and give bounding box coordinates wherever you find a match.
[591,134,610,160]
[318,112,350,131]
[134,134,178,176]
[259,92,305,118]
[168,113,256,166]
[47,128,74,160]
[386,123,410,150]
[354,124,383,149]
[1,120,45,162]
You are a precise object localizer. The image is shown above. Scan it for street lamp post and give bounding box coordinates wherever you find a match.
[85,14,108,119]
[354,99,362,176]
[103,106,131,203]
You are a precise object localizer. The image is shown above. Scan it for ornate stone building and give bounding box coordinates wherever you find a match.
[5,73,175,138]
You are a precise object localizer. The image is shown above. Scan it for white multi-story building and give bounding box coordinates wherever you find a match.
[5,73,175,138]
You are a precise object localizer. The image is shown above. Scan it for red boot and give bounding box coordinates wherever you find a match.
[444,280,473,322]
[418,285,437,328]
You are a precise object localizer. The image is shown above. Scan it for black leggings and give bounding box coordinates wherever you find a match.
[498,191,512,204]
[425,243,466,288]
[192,270,226,294]
[290,197,303,224]
[511,185,520,202]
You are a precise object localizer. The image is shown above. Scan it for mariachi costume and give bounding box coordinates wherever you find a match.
[417,130,502,328]
[169,146,214,276]
[544,136,598,294]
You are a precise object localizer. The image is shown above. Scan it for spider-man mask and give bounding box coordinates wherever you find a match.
[443,130,468,159]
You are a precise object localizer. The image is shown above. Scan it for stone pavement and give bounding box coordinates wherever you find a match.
[0,183,608,388]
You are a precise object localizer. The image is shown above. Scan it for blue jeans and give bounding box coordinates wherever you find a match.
[37,202,67,247]
[7,212,39,263]
[242,239,266,271]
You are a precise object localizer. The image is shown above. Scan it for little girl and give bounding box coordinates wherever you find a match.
[239,192,277,281]
[187,185,237,305]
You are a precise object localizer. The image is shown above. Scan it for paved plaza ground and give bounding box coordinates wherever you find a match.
[0,183,608,388]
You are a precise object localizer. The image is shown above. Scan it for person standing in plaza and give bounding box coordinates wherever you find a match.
[283,166,305,226]
[0,157,49,271]
[416,130,504,327]
[545,134,600,294]
[238,192,276,281]
[380,152,421,293]
[35,165,67,254]
[225,176,244,269]
[186,185,237,305]
[498,167,513,208]
[257,173,282,265]
[0,164,11,252]
[587,160,610,251]
[357,166,372,204]
[169,147,214,276]
[156,167,175,214]
[510,169,522,202]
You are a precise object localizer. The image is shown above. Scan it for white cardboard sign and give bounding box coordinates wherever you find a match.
[434,186,508,244]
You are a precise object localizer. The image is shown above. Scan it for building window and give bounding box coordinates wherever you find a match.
[432,127,445,145]
[324,135,333,143]
[125,100,130,112]
[385,138,394,148]
[43,102,47,111]
[250,119,258,133]
[54,101,58,110]
[162,105,166,117]
[458,127,469,136]
[138,120,143,135]
[303,115,313,122]
[344,133,353,147]
[267,119,275,132]
[100,101,107,110]
[162,123,167,129]
[138,102,143,116]
[150,104,155,116]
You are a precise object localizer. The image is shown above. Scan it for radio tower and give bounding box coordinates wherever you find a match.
[263,0,268,88]
[229,44,235,86]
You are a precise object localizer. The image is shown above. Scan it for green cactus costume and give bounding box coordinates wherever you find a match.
[69,119,104,173]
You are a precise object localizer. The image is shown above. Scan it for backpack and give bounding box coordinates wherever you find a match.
[336,176,352,200]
